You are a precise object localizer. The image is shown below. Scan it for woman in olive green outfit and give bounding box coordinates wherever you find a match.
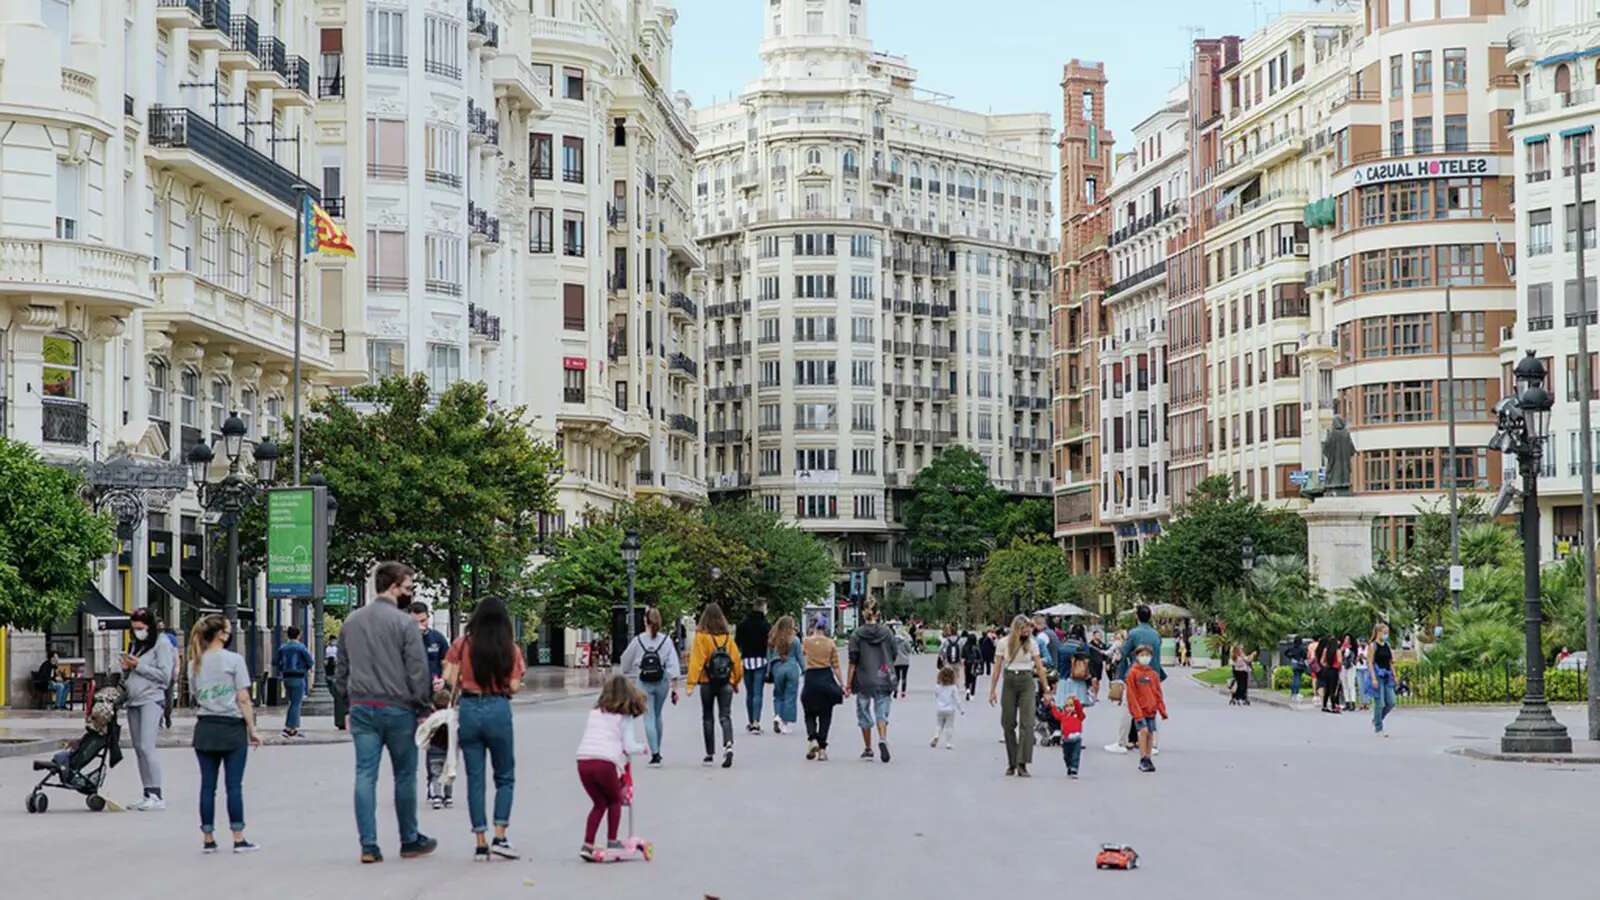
[987,615,1052,777]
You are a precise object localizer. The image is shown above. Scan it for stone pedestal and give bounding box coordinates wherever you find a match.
[1301,497,1376,591]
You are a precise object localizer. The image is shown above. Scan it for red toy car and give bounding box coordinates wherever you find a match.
[1095,844,1139,870]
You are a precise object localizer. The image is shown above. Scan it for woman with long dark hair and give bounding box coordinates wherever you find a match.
[121,607,176,810]
[188,614,261,852]
[444,597,525,861]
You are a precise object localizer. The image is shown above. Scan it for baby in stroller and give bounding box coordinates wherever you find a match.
[27,684,126,813]
[1035,672,1062,747]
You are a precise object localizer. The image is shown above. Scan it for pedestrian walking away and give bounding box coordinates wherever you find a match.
[734,603,771,733]
[894,628,915,698]
[687,603,742,768]
[1318,636,1343,713]
[121,607,175,811]
[336,561,437,864]
[847,600,899,763]
[187,614,262,853]
[1367,623,1397,735]
[326,637,347,730]
[930,664,963,749]
[618,607,681,766]
[1229,646,1255,706]
[1056,625,1095,711]
[410,602,451,689]
[979,630,997,676]
[988,615,1051,777]
[961,631,983,700]
[575,675,648,862]
[1124,646,1168,773]
[799,615,845,761]
[767,615,803,734]
[444,596,524,862]
[1285,636,1309,701]
[273,626,314,739]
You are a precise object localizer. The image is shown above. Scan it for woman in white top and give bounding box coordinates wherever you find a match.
[987,615,1052,777]
[618,607,681,767]
[187,614,261,853]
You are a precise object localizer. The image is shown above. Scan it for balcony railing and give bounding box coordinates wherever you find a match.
[563,386,585,404]
[291,56,311,94]
[200,0,230,32]
[668,413,697,435]
[258,35,288,78]
[146,106,319,209]
[42,399,88,446]
[366,275,406,291]
[367,51,406,68]
[1105,260,1167,298]
[317,75,343,98]
[669,292,698,319]
[468,303,502,342]
[668,353,698,378]
[227,15,258,59]
[322,196,345,218]
[159,0,203,17]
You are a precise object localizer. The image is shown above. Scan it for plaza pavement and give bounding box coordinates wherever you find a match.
[1,657,1596,899]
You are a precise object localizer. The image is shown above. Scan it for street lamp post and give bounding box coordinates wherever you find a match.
[1022,571,1034,619]
[621,528,641,649]
[187,413,278,649]
[1493,351,1572,754]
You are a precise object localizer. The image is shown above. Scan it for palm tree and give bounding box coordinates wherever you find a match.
[1459,522,1520,569]
[1339,570,1404,626]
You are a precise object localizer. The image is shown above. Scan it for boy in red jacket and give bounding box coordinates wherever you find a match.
[1045,695,1086,778]
[1124,647,1167,773]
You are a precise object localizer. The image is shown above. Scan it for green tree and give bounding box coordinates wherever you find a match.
[1214,554,1321,678]
[1124,475,1306,621]
[0,439,116,630]
[705,501,833,621]
[1337,570,1408,628]
[245,376,561,633]
[1388,494,1498,630]
[904,447,1005,582]
[992,498,1054,547]
[534,504,700,634]
[977,537,1093,625]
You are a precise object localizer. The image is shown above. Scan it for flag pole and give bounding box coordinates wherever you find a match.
[292,184,307,486]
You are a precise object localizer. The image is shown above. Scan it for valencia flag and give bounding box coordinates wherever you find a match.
[301,195,355,257]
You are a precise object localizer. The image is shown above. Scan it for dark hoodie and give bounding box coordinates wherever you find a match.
[735,610,771,664]
[848,621,899,694]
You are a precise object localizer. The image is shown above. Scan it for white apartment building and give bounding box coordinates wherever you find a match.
[316,0,704,540]
[1311,0,1514,561]
[0,0,328,696]
[1207,13,1330,509]
[1099,89,1187,562]
[691,0,1054,597]
[1508,0,1600,561]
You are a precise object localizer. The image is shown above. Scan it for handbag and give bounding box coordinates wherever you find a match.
[1108,680,1125,703]
[193,715,248,754]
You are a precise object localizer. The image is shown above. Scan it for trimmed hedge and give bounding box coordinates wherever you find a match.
[1270,658,1586,704]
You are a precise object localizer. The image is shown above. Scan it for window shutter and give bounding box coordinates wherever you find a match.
[563,283,585,330]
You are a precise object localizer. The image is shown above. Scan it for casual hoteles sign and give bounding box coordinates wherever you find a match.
[1333,155,1499,194]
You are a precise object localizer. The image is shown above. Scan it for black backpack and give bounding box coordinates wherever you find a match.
[637,635,666,684]
[962,640,982,666]
[704,636,734,684]
[941,639,960,667]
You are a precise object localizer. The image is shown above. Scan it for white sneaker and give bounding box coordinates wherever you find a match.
[1152,747,1160,756]
[1103,743,1129,755]
[132,795,166,811]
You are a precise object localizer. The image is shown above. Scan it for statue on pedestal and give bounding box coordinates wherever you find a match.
[1321,415,1356,497]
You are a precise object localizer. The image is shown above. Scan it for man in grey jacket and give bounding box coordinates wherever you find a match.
[337,561,435,863]
[847,601,899,763]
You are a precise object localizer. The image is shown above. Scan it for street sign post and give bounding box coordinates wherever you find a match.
[324,584,353,608]
[266,486,328,599]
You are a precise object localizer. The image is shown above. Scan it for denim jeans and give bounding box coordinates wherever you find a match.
[854,690,893,730]
[1290,663,1307,697]
[351,704,419,852]
[637,677,670,755]
[195,745,248,833]
[1371,672,1397,733]
[50,681,70,709]
[1061,735,1083,774]
[283,676,307,730]
[457,695,516,834]
[744,665,766,726]
[769,662,800,725]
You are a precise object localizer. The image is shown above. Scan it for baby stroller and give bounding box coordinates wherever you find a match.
[26,684,125,813]
[1035,673,1062,748]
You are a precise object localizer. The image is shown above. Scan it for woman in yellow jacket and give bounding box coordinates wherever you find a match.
[686,603,742,768]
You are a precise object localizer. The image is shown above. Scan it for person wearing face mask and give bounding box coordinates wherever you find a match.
[337,561,436,864]
[1124,647,1167,773]
[121,607,177,810]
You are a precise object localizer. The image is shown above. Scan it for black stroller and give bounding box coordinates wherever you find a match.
[26,684,125,813]
[1035,673,1062,748]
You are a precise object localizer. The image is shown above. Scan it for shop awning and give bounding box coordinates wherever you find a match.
[148,571,193,607]
[183,574,255,618]
[81,583,130,631]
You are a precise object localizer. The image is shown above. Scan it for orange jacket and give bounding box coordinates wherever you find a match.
[1125,663,1167,721]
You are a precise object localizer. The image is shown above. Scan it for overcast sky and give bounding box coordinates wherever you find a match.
[671,0,1326,141]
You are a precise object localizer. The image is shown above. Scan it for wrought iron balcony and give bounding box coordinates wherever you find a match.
[146,106,319,210]
[322,196,345,218]
[291,56,311,94]
[200,0,229,31]
[259,35,288,79]
[667,353,698,378]
[668,292,698,319]
[668,413,698,435]
[228,15,259,60]
[42,399,88,446]
[468,303,502,342]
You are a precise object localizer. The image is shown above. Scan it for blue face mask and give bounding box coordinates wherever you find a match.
[1136,655,1153,668]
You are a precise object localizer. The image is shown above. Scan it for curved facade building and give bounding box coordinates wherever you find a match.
[693,0,1054,597]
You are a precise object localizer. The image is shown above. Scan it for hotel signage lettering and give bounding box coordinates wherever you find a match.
[1338,155,1498,193]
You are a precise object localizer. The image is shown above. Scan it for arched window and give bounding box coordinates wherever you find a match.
[147,357,170,423]
[806,147,822,166]
[772,149,788,173]
[1557,63,1572,97]
[927,164,940,193]
[41,333,80,400]
[842,148,857,174]
[178,368,200,428]
[891,155,903,175]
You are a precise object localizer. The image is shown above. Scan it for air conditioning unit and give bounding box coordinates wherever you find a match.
[1293,242,1310,256]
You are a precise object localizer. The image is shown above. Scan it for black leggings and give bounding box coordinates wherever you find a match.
[964,663,979,696]
[699,683,733,755]
[1320,669,1341,709]
[801,669,839,748]
[1231,669,1249,702]
[895,666,909,694]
